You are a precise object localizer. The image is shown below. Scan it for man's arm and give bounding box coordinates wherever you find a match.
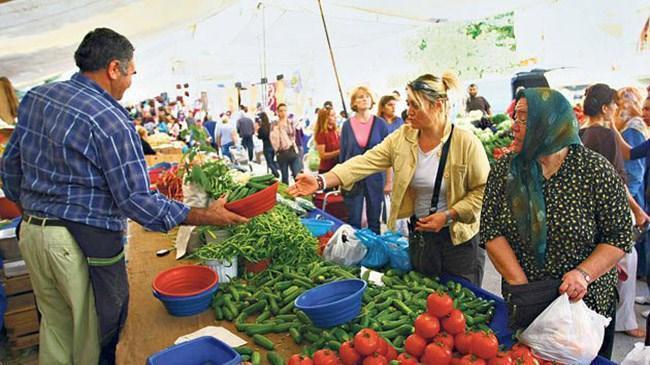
[97,116,245,232]
[0,116,23,202]
[184,197,248,226]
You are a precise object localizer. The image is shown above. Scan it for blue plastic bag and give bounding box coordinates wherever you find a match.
[382,232,412,271]
[357,229,389,269]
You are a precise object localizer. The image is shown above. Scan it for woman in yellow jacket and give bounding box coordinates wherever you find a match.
[290,72,490,284]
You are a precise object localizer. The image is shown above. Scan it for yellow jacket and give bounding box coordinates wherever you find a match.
[330,122,490,245]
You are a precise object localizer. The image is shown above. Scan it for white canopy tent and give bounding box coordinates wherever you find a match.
[1,1,539,102]
[1,0,648,112]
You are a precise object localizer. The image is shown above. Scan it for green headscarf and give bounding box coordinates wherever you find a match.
[506,88,581,267]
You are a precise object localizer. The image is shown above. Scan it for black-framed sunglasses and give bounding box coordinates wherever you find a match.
[407,80,446,99]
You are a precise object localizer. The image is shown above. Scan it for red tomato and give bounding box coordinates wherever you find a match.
[427,292,454,318]
[459,354,487,365]
[450,353,464,365]
[421,342,452,365]
[313,350,339,365]
[376,337,388,356]
[487,352,513,365]
[396,353,419,365]
[432,332,454,350]
[441,309,466,335]
[385,344,398,361]
[339,341,362,365]
[404,334,427,358]
[362,353,388,365]
[354,329,381,356]
[414,313,441,339]
[289,354,315,365]
[454,331,474,355]
[471,331,499,360]
[509,344,536,365]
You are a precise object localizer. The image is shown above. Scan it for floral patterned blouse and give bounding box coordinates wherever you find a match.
[480,144,633,316]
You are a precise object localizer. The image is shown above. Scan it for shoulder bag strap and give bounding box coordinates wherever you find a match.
[429,124,455,214]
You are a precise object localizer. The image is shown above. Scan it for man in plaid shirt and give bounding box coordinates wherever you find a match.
[0,28,247,364]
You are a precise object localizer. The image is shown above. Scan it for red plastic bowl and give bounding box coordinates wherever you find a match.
[152,265,219,297]
[225,182,279,218]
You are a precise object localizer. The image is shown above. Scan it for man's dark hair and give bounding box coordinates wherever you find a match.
[277,103,287,109]
[469,83,477,88]
[74,28,134,73]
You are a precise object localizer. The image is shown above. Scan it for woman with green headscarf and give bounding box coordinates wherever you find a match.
[480,88,633,358]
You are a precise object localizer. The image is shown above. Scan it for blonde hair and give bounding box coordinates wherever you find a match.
[406,71,460,110]
[314,108,334,136]
[349,86,375,113]
[617,87,645,120]
[0,77,19,120]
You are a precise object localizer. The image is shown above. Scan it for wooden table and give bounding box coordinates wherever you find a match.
[116,222,301,364]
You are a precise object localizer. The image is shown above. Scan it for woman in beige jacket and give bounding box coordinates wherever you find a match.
[289,72,490,284]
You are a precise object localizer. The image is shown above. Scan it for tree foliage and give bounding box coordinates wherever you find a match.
[405,12,518,80]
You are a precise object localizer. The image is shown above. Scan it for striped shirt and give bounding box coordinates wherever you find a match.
[0,73,189,232]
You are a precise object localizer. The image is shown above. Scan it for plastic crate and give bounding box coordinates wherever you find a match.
[441,274,620,365]
[591,356,617,365]
[440,273,512,347]
[147,336,241,365]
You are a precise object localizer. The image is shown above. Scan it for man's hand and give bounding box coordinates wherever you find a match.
[207,197,248,226]
[288,174,318,197]
[414,212,447,233]
[559,269,589,302]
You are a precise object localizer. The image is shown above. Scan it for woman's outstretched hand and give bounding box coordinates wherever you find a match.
[288,174,319,197]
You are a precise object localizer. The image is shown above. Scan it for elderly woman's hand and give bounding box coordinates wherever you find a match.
[559,269,589,302]
[415,212,447,232]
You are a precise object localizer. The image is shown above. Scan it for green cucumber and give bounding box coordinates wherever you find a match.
[289,327,302,344]
[235,346,254,356]
[252,334,275,350]
[252,352,262,365]
[267,351,285,365]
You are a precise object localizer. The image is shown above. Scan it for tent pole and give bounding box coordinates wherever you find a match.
[317,0,347,116]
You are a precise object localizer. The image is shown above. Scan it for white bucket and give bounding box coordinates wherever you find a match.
[204,257,238,283]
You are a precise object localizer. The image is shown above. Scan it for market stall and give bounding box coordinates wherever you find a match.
[119,144,619,365]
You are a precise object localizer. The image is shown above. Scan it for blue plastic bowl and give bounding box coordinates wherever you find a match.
[295,279,367,328]
[149,162,173,171]
[147,336,241,365]
[153,283,218,317]
[301,218,335,237]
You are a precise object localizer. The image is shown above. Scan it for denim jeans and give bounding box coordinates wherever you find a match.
[263,147,280,178]
[241,136,254,161]
[221,142,234,161]
[278,155,301,184]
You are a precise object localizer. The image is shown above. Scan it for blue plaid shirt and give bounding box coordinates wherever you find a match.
[0,73,189,232]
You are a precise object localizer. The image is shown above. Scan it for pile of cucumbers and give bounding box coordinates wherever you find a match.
[227,174,277,203]
[214,262,496,361]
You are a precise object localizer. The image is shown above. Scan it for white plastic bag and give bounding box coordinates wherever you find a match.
[621,343,650,365]
[323,224,367,266]
[183,182,209,208]
[519,294,611,365]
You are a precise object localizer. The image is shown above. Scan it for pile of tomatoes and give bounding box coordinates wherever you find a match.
[289,291,562,365]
